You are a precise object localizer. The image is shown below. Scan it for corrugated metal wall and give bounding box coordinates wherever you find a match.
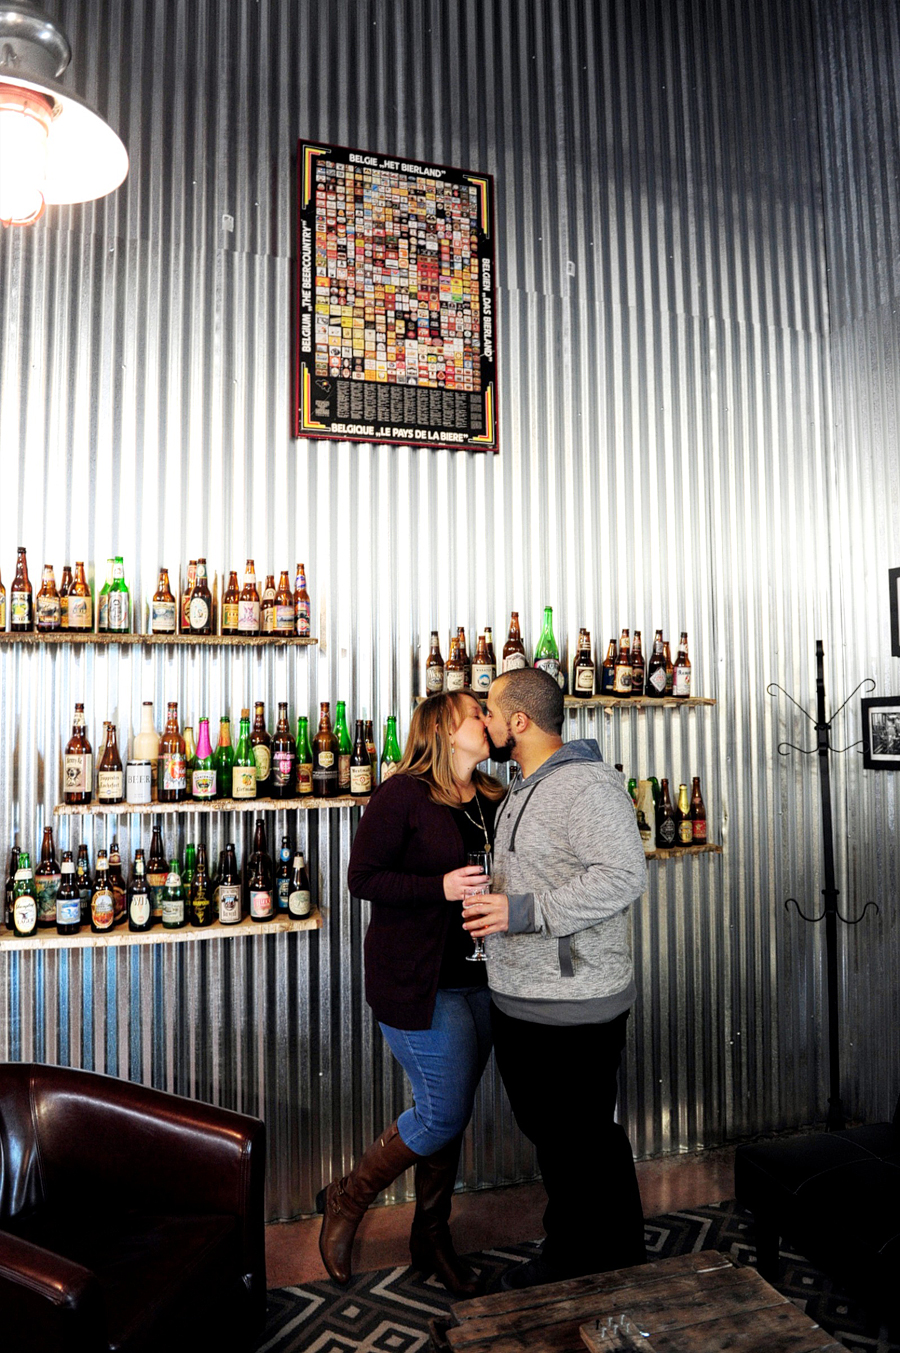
[1,0,898,1221]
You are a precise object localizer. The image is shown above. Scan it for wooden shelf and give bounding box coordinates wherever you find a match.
[0,908,322,954]
[0,632,317,647]
[646,843,722,860]
[565,695,716,708]
[55,794,369,817]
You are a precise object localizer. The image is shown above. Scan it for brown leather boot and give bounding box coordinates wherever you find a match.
[408,1136,481,1297]
[317,1121,420,1285]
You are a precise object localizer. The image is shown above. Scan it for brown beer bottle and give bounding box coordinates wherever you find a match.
[35,565,61,631]
[445,636,465,691]
[64,702,93,804]
[221,569,240,635]
[646,630,667,698]
[350,719,373,796]
[34,826,62,929]
[59,565,72,629]
[425,631,445,696]
[484,626,497,668]
[675,783,693,847]
[572,628,595,698]
[97,723,125,804]
[67,561,92,631]
[158,701,187,802]
[238,560,261,634]
[456,627,471,688]
[364,720,377,782]
[600,639,616,694]
[275,570,295,634]
[151,567,177,634]
[663,640,675,696]
[471,633,493,693]
[180,560,197,633]
[147,826,168,923]
[188,558,213,634]
[655,778,677,849]
[631,631,645,697]
[293,563,311,637]
[10,546,34,631]
[312,702,339,798]
[107,840,127,924]
[251,701,272,793]
[502,611,527,672]
[673,631,692,698]
[613,629,633,697]
[690,776,708,845]
[261,574,277,634]
[271,701,295,799]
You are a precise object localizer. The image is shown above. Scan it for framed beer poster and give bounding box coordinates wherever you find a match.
[295,140,497,452]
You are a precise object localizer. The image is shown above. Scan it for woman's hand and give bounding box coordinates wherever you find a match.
[443,865,490,901]
[462,893,510,936]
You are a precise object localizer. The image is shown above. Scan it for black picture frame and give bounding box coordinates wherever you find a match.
[861,696,900,770]
[890,567,900,657]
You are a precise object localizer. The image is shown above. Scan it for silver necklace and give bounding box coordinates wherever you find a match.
[459,790,491,855]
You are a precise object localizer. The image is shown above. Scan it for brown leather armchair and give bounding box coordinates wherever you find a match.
[0,1062,266,1353]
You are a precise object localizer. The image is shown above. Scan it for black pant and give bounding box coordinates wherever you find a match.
[491,1001,646,1277]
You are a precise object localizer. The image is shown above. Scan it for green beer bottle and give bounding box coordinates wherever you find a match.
[296,715,313,796]
[380,716,402,781]
[232,708,257,800]
[214,715,235,798]
[334,700,352,795]
[533,605,562,688]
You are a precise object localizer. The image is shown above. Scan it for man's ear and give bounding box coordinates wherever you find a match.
[511,711,529,733]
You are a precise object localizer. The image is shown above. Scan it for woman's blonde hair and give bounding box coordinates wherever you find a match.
[395,693,505,807]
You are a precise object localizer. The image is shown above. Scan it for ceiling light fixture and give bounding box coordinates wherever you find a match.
[0,2,128,227]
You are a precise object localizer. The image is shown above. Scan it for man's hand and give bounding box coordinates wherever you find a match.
[462,892,510,937]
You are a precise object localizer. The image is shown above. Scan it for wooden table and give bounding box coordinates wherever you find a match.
[442,1251,844,1353]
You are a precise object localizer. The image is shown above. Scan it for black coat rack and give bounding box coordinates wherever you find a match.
[768,640,879,1131]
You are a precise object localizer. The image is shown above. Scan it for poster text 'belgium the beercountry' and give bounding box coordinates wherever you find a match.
[295,141,497,452]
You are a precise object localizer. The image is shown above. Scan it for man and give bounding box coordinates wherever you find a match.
[464,667,648,1289]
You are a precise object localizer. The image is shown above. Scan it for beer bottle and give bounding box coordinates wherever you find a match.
[6,844,20,927]
[182,842,197,893]
[215,843,242,925]
[675,783,693,847]
[690,776,708,845]
[10,546,34,632]
[246,819,274,922]
[275,570,296,634]
[67,562,93,631]
[533,606,561,686]
[502,611,527,672]
[312,702,339,798]
[425,631,445,695]
[97,723,125,805]
[275,835,292,911]
[646,630,667,698]
[288,853,312,918]
[59,565,72,629]
[133,702,160,798]
[471,634,494,693]
[64,703,93,805]
[663,640,675,696]
[381,715,402,781]
[158,701,187,802]
[251,701,272,793]
[445,637,465,692]
[191,717,217,800]
[0,566,6,632]
[294,563,311,638]
[214,715,234,798]
[151,567,177,634]
[146,827,167,923]
[631,631,646,697]
[484,626,497,669]
[295,715,314,796]
[334,701,352,794]
[673,631,692,698]
[96,558,114,632]
[655,778,677,850]
[268,703,294,798]
[188,558,213,634]
[221,569,240,635]
[107,557,130,633]
[107,839,127,924]
[572,628,595,698]
[185,725,197,785]
[161,858,186,930]
[127,848,153,932]
[56,850,81,936]
[34,826,62,928]
[600,639,617,695]
[232,709,257,800]
[180,560,197,633]
[613,629,633,697]
[350,719,373,797]
[75,844,92,923]
[90,851,115,933]
[12,852,38,937]
[364,720,377,780]
[456,627,471,688]
[238,560,261,634]
[35,565,61,631]
[261,573,277,634]
[190,843,213,927]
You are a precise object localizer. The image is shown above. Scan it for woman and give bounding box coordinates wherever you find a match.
[317,692,505,1295]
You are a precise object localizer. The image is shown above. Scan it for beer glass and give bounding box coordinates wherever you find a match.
[464,849,490,963]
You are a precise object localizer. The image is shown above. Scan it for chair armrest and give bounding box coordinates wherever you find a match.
[0,1229,107,1353]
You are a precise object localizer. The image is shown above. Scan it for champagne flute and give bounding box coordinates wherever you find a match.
[464,849,490,963]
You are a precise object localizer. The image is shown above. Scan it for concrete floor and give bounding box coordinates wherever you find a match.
[265,1144,737,1288]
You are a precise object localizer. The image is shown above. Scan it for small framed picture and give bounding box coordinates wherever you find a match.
[891,567,900,657]
[861,696,900,770]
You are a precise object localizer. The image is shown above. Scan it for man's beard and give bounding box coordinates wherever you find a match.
[489,733,516,763]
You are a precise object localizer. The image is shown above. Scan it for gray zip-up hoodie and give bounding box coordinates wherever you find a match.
[486,739,647,1026]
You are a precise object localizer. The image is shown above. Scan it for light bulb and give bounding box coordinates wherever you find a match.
[0,85,52,226]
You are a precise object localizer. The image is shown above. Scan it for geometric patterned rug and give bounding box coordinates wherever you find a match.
[253,1200,899,1353]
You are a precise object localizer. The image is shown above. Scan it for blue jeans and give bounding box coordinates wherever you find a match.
[379,986,493,1156]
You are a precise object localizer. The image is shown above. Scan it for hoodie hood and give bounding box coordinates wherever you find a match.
[510,738,604,792]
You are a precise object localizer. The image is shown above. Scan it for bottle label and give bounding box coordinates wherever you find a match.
[253,745,272,780]
[535,658,560,680]
[297,763,313,794]
[276,876,291,910]
[317,751,334,769]
[92,891,115,929]
[613,666,633,694]
[678,820,693,845]
[446,669,466,692]
[382,762,399,780]
[273,751,295,787]
[238,601,260,632]
[263,605,277,633]
[350,765,373,794]
[338,753,351,790]
[125,762,153,804]
[162,893,184,924]
[57,894,81,926]
[11,593,31,626]
[673,667,691,697]
[275,605,295,632]
[471,663,495,691]
[98,770,124,800]
[192,768,217,799]
[648,666,667,694]
[289,888,312,918]
[425,664,444,694]
[107,593,129,632]
[35,874,62,922]
[36,596,61,627]
[503,653,527,672]
[151,600,177,633]
[188,595,210,629]
[161,755,186,792]
[216,884,242,924]
[222,601,239,630]
[129,894,151,926]
[232,765,257,798]
[67,596,92,629]
[14,896,37,932]
[575,666,595,691]
[692,820,707,843]
[658,820,677,848]
[296,600,311,636]
[250,889,273,920]
[65,754,93,793]
[147,872,167,919]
